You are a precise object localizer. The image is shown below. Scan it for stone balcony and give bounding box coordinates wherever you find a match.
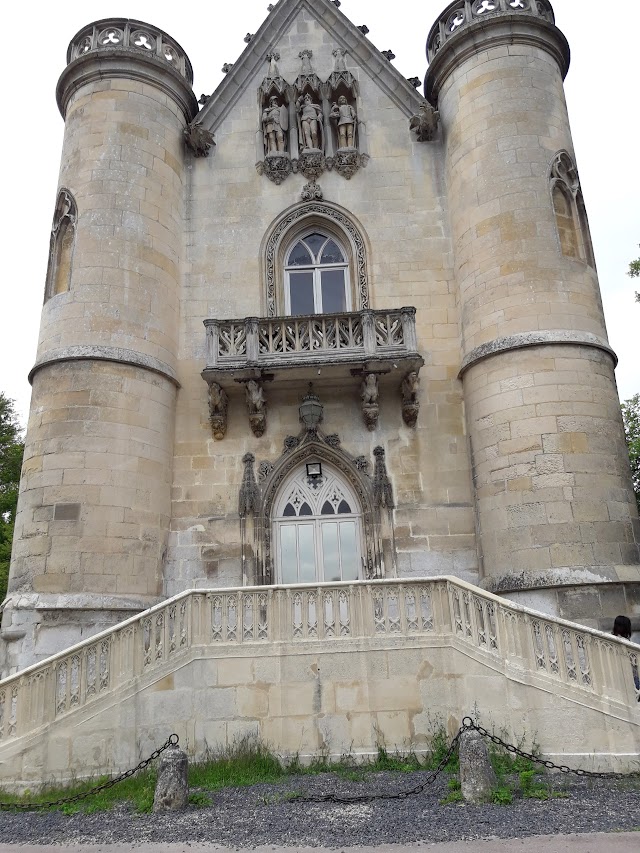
[201,308,424,437]
[202,307,423,387]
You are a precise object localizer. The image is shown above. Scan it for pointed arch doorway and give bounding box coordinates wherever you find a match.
[274,462,363,584]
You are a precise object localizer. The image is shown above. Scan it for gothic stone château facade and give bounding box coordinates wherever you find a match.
[2,0,639,673]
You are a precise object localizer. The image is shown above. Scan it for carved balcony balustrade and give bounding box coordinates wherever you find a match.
[202,307,423,390]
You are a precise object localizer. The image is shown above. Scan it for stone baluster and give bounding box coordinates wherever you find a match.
[400,306,417,350]
[245,318,259,364]
[361,310,376,356]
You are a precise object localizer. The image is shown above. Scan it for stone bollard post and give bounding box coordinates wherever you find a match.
[153,745,189,812]
[458,728,497,804]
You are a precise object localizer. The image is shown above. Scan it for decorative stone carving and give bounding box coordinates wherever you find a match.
[329,49,358,95]
[239,453,260,518]
[207,382,228,440]
[301,181,323,201]
[333,48,348,72]
[297,93,324,153]
[381,50,396,61]
[324,434,341,448]
[331,96,357,150]
[246,380,267,437]
[284,435,300,453]
[296,152,325,181]
[408,77,421,88]
[410,103,440,142]
[354,455,370,474]
[221,63,233,73]
[262,96,288,156]
[244,33,254,44]
[329,148,362,180]
[184,121,215,157]
[260,52,287,97]
[373,446,394,509]
[401,371,420,428]
[552,151,580,192]
[295,50,322,95]
[258,461,274,482]
[361,373,379,431]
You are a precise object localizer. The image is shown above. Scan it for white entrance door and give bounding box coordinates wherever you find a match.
[274,464,363,584]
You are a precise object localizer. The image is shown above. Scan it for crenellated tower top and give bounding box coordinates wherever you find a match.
[57,18,196,119]
[425,0,567,101]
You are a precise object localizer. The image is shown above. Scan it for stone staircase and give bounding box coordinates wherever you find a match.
[0,577,638,789]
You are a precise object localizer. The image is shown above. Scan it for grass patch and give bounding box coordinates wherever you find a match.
[440,777,463,805]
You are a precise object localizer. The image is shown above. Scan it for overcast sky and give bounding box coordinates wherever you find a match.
[2,0,638,427]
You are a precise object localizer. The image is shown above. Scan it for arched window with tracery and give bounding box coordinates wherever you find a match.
[274,462,363,583]
[285,231,350,316]
[45,188,77,300]
[550,152,595,269]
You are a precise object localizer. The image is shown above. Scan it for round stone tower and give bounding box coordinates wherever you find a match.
[1,20,197,672]
[425,0,640,626]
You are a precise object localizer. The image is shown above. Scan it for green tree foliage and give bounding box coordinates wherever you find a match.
[629,245,640,302]
[0,394,24,602]
[621,394,640,513]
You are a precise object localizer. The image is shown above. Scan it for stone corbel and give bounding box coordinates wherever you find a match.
[401,370,420,428]
[410,102,440,142]
[360,373,379,431]
[184,121,215,157]
[245,379,267,437]
[207,382,228,440]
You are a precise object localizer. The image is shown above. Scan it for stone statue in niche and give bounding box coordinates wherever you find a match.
[262,96,288,156]
[331,96,357,150]
[207,382,228,440]
[401,371,420,428]
[297,93,324,152]
[361,373,380,431]
[246,380,267,437]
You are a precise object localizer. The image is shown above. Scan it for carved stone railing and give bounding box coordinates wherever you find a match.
[66,19,193,82]
[427,0,555,62]
[204,308,419,370]
[0,578,637,745]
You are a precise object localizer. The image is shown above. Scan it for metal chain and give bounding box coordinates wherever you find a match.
[0,734,180,811]
[297,728,464,804]
[460,717,640,780]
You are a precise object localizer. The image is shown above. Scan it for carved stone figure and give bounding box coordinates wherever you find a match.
[299,49,314,76]
[332,48,348,72]
[331,96,357,150]
[410,103,440,142]
[297,93,324,152]
[262,96,288,156]
[207,382,228,440]
[183,122,215,157]
[401,371,420,428]
[246,380,267,437]
[361,373,380,432]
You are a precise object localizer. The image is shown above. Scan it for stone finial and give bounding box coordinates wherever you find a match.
[184,121,215,157]
[373,446,394,509]
[459,728,497,804]
[266,51,281,77]
[299,49,314,75]
[245,33,254,44]
[408,77,421,89]
[239,453,261,518]
[410,103,440,143]
[332,48,348,72]
[381,50,396,61]
[222,63,234,73]
[153,746,189,812]
[358,25,370,35]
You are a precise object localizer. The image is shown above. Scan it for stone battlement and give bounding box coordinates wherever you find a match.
[427,0,556,63]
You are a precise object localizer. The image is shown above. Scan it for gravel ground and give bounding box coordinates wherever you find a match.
[0,772,638,847]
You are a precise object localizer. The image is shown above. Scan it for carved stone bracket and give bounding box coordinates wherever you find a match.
[245,379,267,437]
[239,453,260,518]
[373,446,394,509]
[207,382,228,440]
[295,150,326,180]
[184,121,215,157]
[327,149,367,180]
[401,370,420,428]
[410,103,440,142]
[361,373,379,431]
[257,154,292,185]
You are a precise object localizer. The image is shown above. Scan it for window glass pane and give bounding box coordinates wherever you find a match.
[298,525,316,583]
[304,233,326,260]
[288,241,313,266]
[339,522,359,581]
[321,523,341,583]
[321,501,336,515]
[283,503,296,517]
[299,503,312,516]
[289,272,315,315]
[320,269,347,313]
[280,525,298,584]
[321,240,344,264]
[338,500,351,515]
